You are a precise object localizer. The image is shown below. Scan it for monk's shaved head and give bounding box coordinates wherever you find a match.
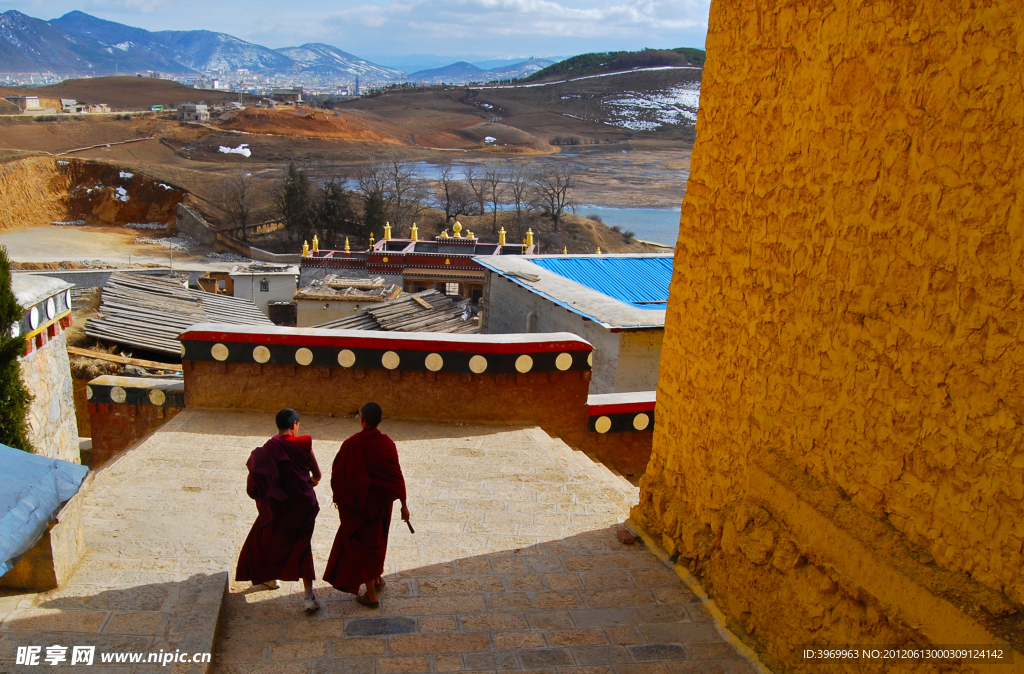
[276,408,300,430]
[360,402,383,429]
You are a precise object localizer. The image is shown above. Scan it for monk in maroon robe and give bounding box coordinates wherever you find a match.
[324,402,409,607]
[236,408,322,613]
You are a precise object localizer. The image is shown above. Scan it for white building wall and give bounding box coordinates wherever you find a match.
[233,274,297,316]
[484,273,662,394]
[296,300,365,327]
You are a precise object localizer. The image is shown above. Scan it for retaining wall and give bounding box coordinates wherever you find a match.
[86,376,185,466]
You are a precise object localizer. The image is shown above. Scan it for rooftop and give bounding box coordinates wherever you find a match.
[476,254,672,330]
[294,275,403,303]
[315,289,480,333]
[10,274,73,310]
[229,263,299,276]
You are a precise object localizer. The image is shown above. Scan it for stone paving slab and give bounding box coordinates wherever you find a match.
[1,409,757,674]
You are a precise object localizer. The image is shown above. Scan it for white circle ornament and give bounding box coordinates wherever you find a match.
[295,348,314,366]
[64,289,72,309]
[253,346,271,363]
[469,355,488,373]
[633,413,650,431]
[594,416,612,433]
[515,355,533,373]
[425,353,444,372]
[180,343,186,356]
[111,386,127,404]
[382,351,400,370]
[85,385,93,400]
[29,307,38,330]
[555,353,573,371]
[588,352,593,367]
[149,389,167,406]
[211,343,229,361]
[45,298,55,319]
[338,349,356,367]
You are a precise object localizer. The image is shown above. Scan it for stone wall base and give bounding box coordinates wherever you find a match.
[0,489,86,591]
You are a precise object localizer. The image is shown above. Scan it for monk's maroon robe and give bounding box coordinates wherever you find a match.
[323,428,407,594]
[236,434,320,584]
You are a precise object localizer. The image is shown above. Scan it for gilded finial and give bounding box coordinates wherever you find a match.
[302,240,309,257]
[498,227,506,245]
[344,237,350,253]
[384,222,392,240]
[452,221,463,238]
[369,232,375,246]
[563,246,568,254]
[596,247,601,254]
[410,223,418,241]
[440,229,449,238]
[312,234,319,253]
[525,228,534,247]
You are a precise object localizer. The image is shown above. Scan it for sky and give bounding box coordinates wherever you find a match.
[5,0,711,63]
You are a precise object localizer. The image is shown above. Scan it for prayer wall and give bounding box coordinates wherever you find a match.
[633,1,1024,671]
[86,376,185,466]
[179,324,654,476]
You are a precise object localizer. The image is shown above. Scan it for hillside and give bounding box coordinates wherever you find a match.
[0,77,239,110]
[525,48,705,82]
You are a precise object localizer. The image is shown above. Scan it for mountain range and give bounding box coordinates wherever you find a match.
[0,10,554,82]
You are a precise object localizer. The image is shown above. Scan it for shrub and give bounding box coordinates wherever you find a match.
[0,246,33,452]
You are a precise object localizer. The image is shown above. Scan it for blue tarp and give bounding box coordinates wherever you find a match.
[0,444,89,575]
[529,256,673,310]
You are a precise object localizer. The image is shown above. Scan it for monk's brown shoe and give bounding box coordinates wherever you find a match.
[356,593,379,608]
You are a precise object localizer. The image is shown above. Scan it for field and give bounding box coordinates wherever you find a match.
[0,76,242,111]
[0,71,695,259]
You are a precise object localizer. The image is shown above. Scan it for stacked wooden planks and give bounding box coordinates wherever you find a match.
[84,273,272,355]
[315,290,480,334]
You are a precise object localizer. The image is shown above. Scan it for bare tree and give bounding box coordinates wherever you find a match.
[382,151,425,233]
[434,160,475,223]
[219,171,257,241]
[532,164,578,231]
[503,160,531,240]
[355,156,389,235]
[464,165,488,216]
[481,161,506,234]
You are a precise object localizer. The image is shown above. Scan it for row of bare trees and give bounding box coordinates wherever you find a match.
[218,152,579,247]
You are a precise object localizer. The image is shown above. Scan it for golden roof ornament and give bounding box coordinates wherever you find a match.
[410,223,418,241]
[525,229,534,247]
[440,229,449,238]
[369,232,375,246]
[344,237,350,253]
[452,221,463,238]
[312,234,319,253]
[596,247,602,254]
[563,246,568,254]
[498,227,506,245]
[384,222,392,240]
[302,240,309,257]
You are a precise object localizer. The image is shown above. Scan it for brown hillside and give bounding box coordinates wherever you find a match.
[0,77,239,111]
[217,108,399,143]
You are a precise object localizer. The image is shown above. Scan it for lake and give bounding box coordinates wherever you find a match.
[576,206,679,246]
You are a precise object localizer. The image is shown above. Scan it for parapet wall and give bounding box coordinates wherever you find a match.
[634,1,1024,671]
[179,324,654,476]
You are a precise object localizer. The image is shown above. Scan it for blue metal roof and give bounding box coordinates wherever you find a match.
[528,256,673,310]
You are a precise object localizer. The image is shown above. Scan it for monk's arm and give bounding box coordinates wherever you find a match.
[309,449,322,486]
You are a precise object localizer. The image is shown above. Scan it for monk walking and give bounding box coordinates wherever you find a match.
[236,408,322,613]
[324,402,409,608]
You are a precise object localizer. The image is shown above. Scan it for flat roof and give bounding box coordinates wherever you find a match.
[476,254,670,330]
[10,274,73,309]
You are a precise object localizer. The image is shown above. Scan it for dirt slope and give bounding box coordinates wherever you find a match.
[218,107,399,143]
[0,156,70,230]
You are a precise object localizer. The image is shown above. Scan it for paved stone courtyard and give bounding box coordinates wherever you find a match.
[1,410,757,674]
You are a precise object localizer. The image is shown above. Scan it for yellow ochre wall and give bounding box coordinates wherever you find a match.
[634,1,1024,671]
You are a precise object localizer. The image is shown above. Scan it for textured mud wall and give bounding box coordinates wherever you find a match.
[635,0,1024,669]
[0,157,70,230]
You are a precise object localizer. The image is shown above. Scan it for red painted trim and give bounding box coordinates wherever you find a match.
[589,401,656,415]
[180,330,592,354]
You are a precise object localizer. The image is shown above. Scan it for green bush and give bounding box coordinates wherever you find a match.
[0,246,33,452]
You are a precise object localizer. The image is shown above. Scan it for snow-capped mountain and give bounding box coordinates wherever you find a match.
[275,43,405,79]
[2,10,403,78]
[0,10,183,74]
